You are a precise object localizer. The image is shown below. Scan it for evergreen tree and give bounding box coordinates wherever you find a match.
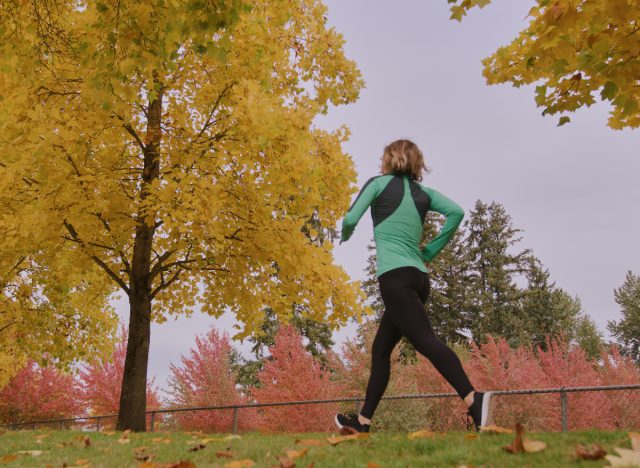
[422,213,473,345]
[464,201,531,346]
[519,255,583,349]
[573,313,605,361]
[608,271,640,364]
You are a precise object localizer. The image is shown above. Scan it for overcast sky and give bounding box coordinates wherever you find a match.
[114,0,639,393]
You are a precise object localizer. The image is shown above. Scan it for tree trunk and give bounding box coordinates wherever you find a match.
[117,77,163,431]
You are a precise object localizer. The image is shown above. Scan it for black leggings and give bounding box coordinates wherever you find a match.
[360,266,475,419]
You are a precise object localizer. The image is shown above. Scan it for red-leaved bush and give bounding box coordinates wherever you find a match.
[167,325,252,432]
[0,359,83,424]
[79,324,161,429]
[250,324,344,432]
[335,326,640,431]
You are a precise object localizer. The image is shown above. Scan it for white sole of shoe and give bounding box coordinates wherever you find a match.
[334,414,343,430]
[481,391,493,427]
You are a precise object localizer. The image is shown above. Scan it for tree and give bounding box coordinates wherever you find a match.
[167,325,250,432]
[518,255,584,349]
[608,271,640,364]
[446,0,640,129]
[0,0,366,431]
[422,213,473,346]
[250,324,344,432]
[79,325,161,428]
[0,359,83,424]
[464,201,531,346]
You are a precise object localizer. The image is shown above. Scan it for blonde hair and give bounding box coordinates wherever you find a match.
[380,139,429,181]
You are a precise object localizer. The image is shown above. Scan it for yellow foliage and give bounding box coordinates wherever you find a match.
[0,0,367,359]
[449,0,640,129]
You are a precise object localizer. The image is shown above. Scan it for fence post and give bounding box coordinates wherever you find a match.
[59,420,64,430]
[96,417,101,432]
[354,399,360,416]
[150,412,156,432]
[560,389,568,432]
[233,407,239,434]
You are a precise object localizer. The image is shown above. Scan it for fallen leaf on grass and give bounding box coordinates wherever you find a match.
[503,423,546,454]
[216,451,234,458]
[606,448,640,467]
[16,450,45,457]
[326,432,369,446]
[277,455,294,468]
[479,425,512,434]
[118,437,131,444]
[151,437,172,444]
[224,460,256,468]
[168,462,196,468]
[188,443,206,452]
[102,431,116,436]
[407,429,436,440]
[295,439,325,447]
[367,463,381,468]
[464,434,479,440]
[605,432,640,467]
[285,448,308,459]
[84,436,92,448]
[74,459,90,466]
[0,454,18,463]
[575,444,607,460]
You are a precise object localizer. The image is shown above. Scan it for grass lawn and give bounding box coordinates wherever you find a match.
[0,427,636,467]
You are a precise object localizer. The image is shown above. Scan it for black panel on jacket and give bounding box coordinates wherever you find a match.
[372,175,404,227]
[409,180,431,224]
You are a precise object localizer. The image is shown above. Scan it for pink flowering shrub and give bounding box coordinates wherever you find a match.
[0,359,83,424]
[167,326,253,432]
[250,324,344,433]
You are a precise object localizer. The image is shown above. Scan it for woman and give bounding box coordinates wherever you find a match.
[334,139,492,433]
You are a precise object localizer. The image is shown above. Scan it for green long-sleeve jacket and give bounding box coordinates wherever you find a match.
[340,173,464,278]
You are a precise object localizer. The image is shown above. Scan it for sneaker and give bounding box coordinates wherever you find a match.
[334,412,370,433]
[466,391,493,431]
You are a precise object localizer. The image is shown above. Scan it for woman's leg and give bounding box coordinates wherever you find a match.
[358,308,402,420]
[379,267,475,400]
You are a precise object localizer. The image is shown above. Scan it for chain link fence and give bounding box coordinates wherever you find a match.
[2,384,639,433]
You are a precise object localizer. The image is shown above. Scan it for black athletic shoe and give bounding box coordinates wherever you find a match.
[466,391,493,431]
[334,412,370,433]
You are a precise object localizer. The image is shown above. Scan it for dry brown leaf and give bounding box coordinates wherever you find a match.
[605,448,640,467]
[575,444,607,460]
[137,463,157,468]
[134,453,154,462]
[122,430,132,436]
[522,438,547,453]
[188,443,206,452]
[216,451,234,459]
[102,431,116,436]
[75,459,90,466]
[630,432,640,452]
[480,425,513,434]
[16,450,45,457]
[117,437,131,445]
[295,439,325,447]
[407,429,436,440]
[464,434,479,440]
[277,455,295,468]
[503,423,546,454]
[151,437,171,444]
[224,460,256,468]
[367,463,381,468]
[168,462,196,468]
[339,426,358,435]
[285,448,308,459]
[84,436,92,448]
[326,432,369,446]
[0,454,18,464]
